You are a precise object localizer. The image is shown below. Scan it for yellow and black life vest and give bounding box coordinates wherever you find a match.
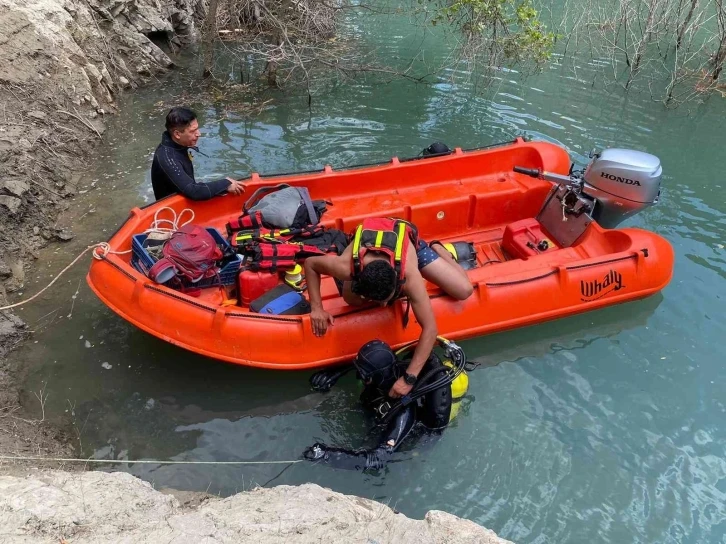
[350,218,418,298]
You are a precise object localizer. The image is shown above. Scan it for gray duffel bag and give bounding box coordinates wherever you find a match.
[243,184,325,229]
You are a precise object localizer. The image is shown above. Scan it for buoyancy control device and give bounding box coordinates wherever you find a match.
[364,337,470,425]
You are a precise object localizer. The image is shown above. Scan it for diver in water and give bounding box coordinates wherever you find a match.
[302,338,469,471]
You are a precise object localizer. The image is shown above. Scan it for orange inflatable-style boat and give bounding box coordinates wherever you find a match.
[87,138,674,369]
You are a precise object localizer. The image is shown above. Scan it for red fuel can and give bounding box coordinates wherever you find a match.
[237,270,281,305]
[502,218,559,260]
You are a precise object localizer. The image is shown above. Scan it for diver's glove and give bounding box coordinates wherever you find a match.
[303,442,330,461]
[309,367,350,392]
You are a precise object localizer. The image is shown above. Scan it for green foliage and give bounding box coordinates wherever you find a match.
[431,0,556,69]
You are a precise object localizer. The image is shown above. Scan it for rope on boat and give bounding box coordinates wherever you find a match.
[0,455,302,466]
[0,207,194,312]
[142,207,195,239]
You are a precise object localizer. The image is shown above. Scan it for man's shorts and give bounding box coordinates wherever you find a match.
[416,239,440,269]
[335,240,440,295]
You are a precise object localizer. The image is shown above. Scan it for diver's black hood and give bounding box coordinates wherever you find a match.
[354,340,399,390]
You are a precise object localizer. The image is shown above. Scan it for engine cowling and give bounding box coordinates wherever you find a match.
[583,149,662,228]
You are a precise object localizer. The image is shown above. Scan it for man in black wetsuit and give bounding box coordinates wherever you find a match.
[303,339,468,471]
[151,107,245,201]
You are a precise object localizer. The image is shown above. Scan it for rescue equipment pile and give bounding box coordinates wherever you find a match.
[132,184,347,315]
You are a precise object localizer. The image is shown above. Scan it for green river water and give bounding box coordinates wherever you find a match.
[9,6,726,543]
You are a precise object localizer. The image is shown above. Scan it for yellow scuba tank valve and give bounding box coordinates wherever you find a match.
[442,341,469,422]
[394,336,468,398]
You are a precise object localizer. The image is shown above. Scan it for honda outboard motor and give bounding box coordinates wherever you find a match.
[582,149,662,228]
[513,147,662,247]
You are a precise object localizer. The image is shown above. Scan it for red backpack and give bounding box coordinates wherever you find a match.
[149,225,223,284]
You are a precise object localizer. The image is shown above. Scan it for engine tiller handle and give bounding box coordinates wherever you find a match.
[513,166,541,177]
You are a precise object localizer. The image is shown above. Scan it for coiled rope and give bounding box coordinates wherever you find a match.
[0,207,194,312]
[0,455,301,466]
[143,207,195,240]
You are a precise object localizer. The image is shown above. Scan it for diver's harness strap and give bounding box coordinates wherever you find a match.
[372,400,393,420]
[379,337,467,424]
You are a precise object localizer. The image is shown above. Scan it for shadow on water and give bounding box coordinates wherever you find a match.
[50,294,660,460]
[463,295,664,369]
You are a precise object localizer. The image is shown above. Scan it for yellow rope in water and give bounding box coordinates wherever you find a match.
[0,243,132,311]
[0,207,195,312]
[0,245,120,311]
[0,455,302,465]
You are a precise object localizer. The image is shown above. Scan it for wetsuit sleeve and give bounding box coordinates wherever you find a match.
[303,405,417,471]
[158,146,230,201]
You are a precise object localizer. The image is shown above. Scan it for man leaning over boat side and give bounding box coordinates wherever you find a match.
[151,107,245,201]
[304,218,474,400]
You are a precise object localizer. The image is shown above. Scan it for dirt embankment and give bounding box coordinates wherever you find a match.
[0,471,512,543]
[0,0,203,457]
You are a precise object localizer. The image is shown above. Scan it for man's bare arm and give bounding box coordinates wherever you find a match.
[304,256,337,311]
[304,247,353,307]
[403,269,438,378]
[389,263,438,398]
[304,248,354,336]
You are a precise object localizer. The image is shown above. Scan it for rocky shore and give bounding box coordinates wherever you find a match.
[0,0,204,456]
[0,470,511,543]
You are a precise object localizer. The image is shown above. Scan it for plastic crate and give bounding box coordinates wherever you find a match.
[131,228,242,288]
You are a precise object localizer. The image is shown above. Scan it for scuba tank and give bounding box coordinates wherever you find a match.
[443,359,469,421]
[433,240,478,270]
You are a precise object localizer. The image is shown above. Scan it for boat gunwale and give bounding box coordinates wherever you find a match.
[86,265,673,370]
[94,241,660,320]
